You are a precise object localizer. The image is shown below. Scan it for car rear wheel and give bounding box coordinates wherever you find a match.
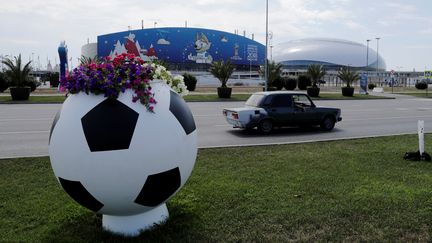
[259,119,273,133]
[320,116,335,131]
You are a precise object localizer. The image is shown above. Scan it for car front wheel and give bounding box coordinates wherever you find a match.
[320,116,335,131]
[259,119,273,133]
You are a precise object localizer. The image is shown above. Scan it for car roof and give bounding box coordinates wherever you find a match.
[252,91,307,96]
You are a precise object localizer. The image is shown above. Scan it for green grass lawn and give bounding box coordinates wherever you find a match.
[184,93,252,102]
[313,93,392,100]
[1,135,432,241]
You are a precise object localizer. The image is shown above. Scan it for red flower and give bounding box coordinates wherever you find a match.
[88,62,97,70]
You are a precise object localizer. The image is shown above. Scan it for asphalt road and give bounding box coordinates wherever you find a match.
[1,96,432,158]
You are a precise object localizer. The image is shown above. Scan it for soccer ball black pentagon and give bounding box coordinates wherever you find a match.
[49,82,197,217]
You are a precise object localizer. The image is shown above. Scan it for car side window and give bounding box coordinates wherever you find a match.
[292,95,312,108]
[262,96,273,106]
[270,95,292,108]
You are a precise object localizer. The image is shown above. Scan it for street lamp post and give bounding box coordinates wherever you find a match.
[376,37,380,86]
[264,0,268,91]
[366,39,370,72]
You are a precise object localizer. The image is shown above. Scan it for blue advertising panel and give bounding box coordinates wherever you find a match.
[97,27,265,66]
[360,73,368,94]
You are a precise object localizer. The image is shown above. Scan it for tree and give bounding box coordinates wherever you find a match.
[0,72,9,92]
[79,55,101,65]
[337,66,359,87]
[209,60,234,88]
[1,54,32,87]
[260,60,282,88]
[307,64,326,88]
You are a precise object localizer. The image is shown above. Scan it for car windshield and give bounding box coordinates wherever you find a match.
[245,94,265,107]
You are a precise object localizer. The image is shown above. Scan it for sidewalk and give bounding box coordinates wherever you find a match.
[368,91,419,99]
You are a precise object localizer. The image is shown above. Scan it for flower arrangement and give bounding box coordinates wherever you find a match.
[60,53,188,112]
[145,62,189,96]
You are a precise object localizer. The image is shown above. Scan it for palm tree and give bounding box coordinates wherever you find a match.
[79,55,101,65]
[0,72,9,92]
[2,54,32,87]
[338,66,359,97]
[307,64,326,88]
[209,60,234,88]
[260,60,282,89]
[337,66,359,88]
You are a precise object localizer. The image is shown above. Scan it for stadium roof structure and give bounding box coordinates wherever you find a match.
[272,38,386,71]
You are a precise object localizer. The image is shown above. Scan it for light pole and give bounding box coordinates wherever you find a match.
[154,22,157,28]
[264,0,268,91]
[376,37,380,86]
[32,52,35,70]
[366,39,370,72]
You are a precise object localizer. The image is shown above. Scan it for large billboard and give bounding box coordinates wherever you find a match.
[97,27,265,66]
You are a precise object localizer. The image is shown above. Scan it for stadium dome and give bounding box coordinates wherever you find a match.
[273,38,386,71]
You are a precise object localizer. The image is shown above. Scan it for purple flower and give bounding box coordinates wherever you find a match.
[61,54,156,112]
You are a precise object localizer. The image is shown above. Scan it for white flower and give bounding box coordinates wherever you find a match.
[149,63,189,96]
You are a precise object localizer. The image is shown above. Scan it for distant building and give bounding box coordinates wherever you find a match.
[273,38,387,71]
[271,38,427,86]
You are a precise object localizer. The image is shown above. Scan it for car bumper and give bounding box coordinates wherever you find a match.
[226,118,247,128]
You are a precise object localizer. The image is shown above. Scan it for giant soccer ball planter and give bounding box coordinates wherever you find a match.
[49,80,197,236]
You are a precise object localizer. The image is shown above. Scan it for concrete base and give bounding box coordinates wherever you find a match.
[102,204,169,237]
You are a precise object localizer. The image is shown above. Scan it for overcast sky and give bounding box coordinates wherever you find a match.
[1,0,431,71]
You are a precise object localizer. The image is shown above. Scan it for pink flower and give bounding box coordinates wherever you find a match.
[88,63,97,70]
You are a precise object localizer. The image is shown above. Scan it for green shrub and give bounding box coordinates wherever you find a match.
[284,78,297,90]
[415,81,428,90]
[368,83,376,90]
[297,75,311,90]
[0,72,9,92]
[48,72,60,87]
[26,78,39,92]
[182,72,198,91]
[272,76,284,90]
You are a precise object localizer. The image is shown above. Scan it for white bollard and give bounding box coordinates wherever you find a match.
[418,120,425,154]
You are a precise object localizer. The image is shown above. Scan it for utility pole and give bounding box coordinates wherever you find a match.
[265,0,268,91]
[376,37,380,86]
[366,39,370,71]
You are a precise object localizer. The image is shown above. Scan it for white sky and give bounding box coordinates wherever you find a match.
[0,0,431,71]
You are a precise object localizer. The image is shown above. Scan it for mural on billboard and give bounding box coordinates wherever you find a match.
[109,33,158,61]
[97,27,265,66]
[187,33,213,64]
